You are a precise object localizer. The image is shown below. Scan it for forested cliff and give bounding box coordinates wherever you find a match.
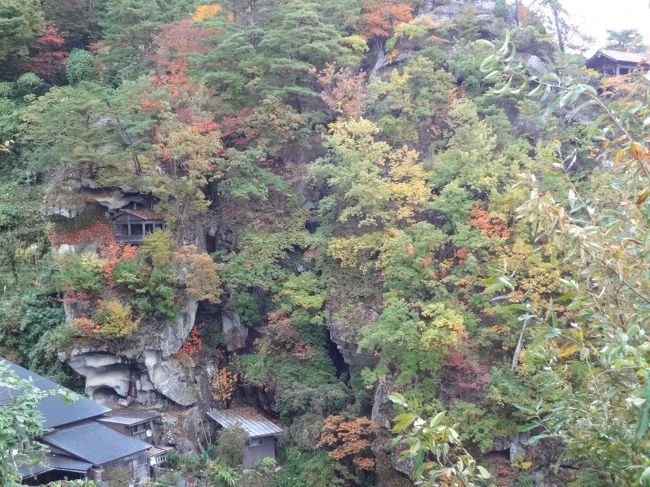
[0,0,648,486]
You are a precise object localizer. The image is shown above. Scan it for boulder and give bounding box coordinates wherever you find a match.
[221,310,248,351]
[527,54,550,77]
[144,351,198,407]
[159,406,209,453]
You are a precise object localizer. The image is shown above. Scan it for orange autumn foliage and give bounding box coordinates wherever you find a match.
[211,368,238,403]
[50,221,114,246]
[100,242,138,281]
[361,0,413,39]
[316,415,377,471]
[318,64,367,119]
[467,206,513,239]
[73,317,100,337]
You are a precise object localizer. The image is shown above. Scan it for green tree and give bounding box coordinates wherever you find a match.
[215,426,248,467]
[196,0,360,113]
[605,28,646,53]
[97,0,195,83]
[20,80,155,183]
[65,49,97,84]
[359,298,464,385]
[0,0,44,67]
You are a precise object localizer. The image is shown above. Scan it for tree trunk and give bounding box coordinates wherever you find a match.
[551,5,565,52]
[511,319,530,371]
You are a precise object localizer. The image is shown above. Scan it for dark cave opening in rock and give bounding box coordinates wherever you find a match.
[326,332,349,380]
[92,386,120,405]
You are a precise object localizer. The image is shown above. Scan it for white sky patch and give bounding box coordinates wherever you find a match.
[521,0,650,55]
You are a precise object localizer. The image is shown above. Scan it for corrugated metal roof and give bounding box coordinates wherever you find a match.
[207,408,283,438]
[598,49,647,64]
[98,411,160,426]
[42,421,151,465]
[0,359,110,429]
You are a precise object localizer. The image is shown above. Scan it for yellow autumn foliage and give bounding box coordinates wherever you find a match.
[192,3,221,21]
[98,299,139,337]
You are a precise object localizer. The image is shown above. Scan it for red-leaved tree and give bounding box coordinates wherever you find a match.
[316,415,378,472]
[24,26,69,84]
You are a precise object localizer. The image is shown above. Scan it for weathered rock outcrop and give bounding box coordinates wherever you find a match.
[424,0,497,23]
[325,309,376,379]
[61,299,201,407]
[144,351,199,407]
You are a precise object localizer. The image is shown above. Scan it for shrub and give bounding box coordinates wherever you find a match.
[0,204,20,230]
[211,368,237,404]
[58,252,103,293]
[112,232,181,321]
[174,245,221,303]
[271,448,352,487]
[207,460,237,487]
[73,317,100,337]
[15,72,45,96]
[95,299,139,337]
[289,413,325,450]
[216,426,248,467]
[65,49,97,84]
[316,415,377,472]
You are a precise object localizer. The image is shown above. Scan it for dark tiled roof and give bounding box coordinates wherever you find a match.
[19,453,94,479]
[0,359,109,429]
[599,49,647,63]
[588,49,648,66]
[207,408,283,438]
[49,454,94,472]
[116,209,165,220]
[42,421,150,465]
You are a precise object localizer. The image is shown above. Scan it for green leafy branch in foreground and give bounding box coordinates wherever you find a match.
[0,360,62,486]
[475,31,650,486]
[475,31,649,180]
[389,393,493,487]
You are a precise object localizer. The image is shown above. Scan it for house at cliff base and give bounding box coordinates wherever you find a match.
[1,359,169,486]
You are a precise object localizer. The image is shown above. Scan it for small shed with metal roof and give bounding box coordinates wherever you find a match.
[98,410,161,443]
[207,408,283,467]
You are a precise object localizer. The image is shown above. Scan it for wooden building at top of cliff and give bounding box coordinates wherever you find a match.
[108,196,165,244]
[586,49,649,76]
